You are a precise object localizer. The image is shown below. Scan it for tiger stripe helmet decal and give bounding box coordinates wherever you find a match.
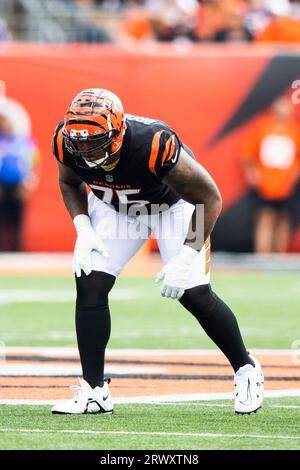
[62,88,125,168]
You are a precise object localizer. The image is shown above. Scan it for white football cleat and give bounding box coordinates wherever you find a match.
[51,378,113,415]
[234,355,264,415]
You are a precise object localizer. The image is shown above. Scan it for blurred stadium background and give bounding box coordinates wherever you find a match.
[0,0,300,451]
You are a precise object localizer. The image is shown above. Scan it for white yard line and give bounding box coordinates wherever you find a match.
[113,389,300,403]
[0,428,299,441]
[1,389,300,406]
[150,403,300,409]
[1,347,296,356]
[0,288,142,304]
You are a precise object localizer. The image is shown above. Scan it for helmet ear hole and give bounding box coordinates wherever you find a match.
[113,129,120,137]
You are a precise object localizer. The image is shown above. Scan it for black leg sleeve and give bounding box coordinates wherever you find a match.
[75,271,116,388]
[179,284,254,372]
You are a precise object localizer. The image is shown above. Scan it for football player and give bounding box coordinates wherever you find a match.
[51,88,264,415]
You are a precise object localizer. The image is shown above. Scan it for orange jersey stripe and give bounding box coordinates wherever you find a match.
[205,237,211,275]
[205,237,210,249]
[57,128,64,163]
[149,130,163,175]
[161,135,175,166]
[166,137,176,163]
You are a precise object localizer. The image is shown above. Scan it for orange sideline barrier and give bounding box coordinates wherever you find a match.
[0,44,299,251]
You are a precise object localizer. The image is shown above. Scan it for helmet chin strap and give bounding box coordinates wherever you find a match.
[83,151,110,168]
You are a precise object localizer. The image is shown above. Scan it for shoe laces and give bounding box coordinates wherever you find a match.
[69,378,91,398]
[70,377,111,397]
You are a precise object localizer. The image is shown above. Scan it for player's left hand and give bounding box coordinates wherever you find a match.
[155,245,199,300]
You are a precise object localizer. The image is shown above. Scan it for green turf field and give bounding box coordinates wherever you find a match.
[0,399,300,450]
[0,271,299,450]
[0,271,299,349]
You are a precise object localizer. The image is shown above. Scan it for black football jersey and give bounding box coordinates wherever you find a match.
[52,114,192,214]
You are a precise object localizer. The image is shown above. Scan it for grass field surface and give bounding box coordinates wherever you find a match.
[0,271,299,450]
[0,399,300,450]
[0,272,299,349]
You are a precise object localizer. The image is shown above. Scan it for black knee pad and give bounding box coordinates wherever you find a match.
[179,284,218,318]
[75,271,116,308]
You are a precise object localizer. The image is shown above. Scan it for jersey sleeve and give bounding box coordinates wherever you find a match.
[52,121,65,164]
[148,126,181,179]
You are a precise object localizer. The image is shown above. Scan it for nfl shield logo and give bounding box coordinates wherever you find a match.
[105,174,114,183]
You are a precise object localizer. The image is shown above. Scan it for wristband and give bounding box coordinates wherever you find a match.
[73,214,92,234]
[176,245,199,266]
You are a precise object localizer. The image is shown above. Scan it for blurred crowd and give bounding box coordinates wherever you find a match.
[118,0,300,44]
[0,113,39,251]
[1,0,300,44]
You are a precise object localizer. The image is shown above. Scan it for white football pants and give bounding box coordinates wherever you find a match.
[87,193,210,288]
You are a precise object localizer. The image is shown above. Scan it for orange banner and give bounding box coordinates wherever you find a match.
[0,44,299,251]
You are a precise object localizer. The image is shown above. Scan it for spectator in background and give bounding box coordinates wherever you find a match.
[213,11,253,41]
[195,0,247,41]
[119,0,154,43]
[244,0,272,36]
[290,0,300,19]
[0,114,39,251]
[0,17,11,42]
[255,0,300,42]
[145,0,199,42]
[71,0,113,42]
[240,95,300,253]
[194,0,226,41]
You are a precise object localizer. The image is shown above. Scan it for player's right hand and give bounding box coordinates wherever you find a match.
[72,214,108,277]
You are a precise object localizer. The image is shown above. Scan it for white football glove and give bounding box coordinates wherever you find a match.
[155,245,199,300]
[72,214,109,277]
